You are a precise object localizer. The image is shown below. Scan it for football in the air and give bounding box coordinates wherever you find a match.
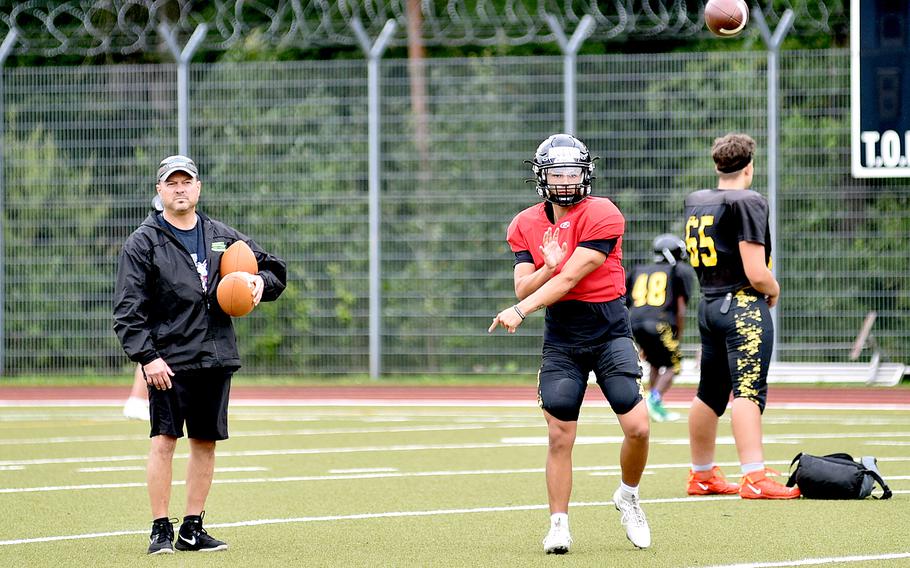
[704,0,749,37]
[216,272,255,317]
[220,240,258,276]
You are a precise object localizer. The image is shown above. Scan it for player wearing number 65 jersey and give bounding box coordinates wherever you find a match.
[682,133,799,500]
[625,234,695,422]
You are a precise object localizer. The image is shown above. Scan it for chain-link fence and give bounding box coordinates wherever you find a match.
[2,48,908,376]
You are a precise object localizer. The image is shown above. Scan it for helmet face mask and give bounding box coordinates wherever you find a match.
[652,233,687,265]
[530,134,596,206]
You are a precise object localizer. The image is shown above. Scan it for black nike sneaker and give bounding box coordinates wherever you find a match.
[147,517,175,555]
[175,512,228,552]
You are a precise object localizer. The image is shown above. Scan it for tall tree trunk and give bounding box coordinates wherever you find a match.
[406,0,437,370]
[406,0,430,186]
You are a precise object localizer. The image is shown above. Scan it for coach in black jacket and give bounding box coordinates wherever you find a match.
[113,155,286,555]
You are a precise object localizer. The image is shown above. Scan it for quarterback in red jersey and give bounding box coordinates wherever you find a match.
[489,134,651,553]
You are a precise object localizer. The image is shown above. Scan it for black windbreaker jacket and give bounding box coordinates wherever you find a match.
[113,210,287,371]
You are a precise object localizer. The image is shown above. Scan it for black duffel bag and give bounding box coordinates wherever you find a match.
[786,452,892,499]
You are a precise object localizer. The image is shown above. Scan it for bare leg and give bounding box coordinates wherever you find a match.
[543,411,576,514]
[148,435,177,519]
[646,366,659,393]
[652,368,675,396]
[185,439,217,516]
[688,397,720,465]
[124,364,151,420]
[730,398,763,465]
[130,364,148,400]
[615,400,650,486]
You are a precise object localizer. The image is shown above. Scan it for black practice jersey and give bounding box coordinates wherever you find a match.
[625,262,694,325]
[683,189,771,297]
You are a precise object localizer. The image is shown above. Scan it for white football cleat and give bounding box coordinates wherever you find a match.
[542,517,572,554]
[123,397,150,421]
[613,488,651,549]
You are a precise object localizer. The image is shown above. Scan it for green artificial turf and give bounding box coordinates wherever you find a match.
[0,404,906,567]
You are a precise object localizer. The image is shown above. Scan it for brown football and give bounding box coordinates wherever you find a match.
[216,272,255,317]
[220,240,258,276]
[705,0,749,37]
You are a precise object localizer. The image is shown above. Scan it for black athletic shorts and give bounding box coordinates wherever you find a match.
[537,336,643,422]
[631,320,681,374]
[148,367,234,441]
[696,288,772,416]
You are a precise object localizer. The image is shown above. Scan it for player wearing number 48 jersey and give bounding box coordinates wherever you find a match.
[682,133,799,499]
[625,234,695,422]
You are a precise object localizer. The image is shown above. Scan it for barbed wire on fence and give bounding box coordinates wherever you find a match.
[0,1,846,57]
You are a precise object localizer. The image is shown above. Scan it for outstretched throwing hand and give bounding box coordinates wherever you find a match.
[540,227,567,269]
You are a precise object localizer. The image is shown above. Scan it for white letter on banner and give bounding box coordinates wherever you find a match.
[861,131,880,167]
[881,130,901,168]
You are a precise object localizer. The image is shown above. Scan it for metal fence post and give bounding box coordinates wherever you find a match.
[544,15,596,135]
[352,18,398,379]
[754,8,794,361]
[0,30,18,377]
[158,23,209,156]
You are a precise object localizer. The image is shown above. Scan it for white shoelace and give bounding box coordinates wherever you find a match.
[618,494,648,527]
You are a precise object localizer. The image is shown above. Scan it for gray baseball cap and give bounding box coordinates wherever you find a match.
[157,155,198,182]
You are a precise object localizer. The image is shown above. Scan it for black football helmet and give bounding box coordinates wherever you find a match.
[529,134,596,206]
[653,233,687,265]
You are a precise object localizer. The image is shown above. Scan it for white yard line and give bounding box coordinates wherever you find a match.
[0,423,542,446]
[76,465,267,473]
[0,465,630,494]
[0,459,904,495]
[328,467,398,474]
[1,492,907,549]
[4,426,909,448]
[76,466,145,473]
[694,552,910,568]
[4,437,910,469]
[0,495,734,546]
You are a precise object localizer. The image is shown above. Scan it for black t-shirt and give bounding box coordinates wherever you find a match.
[626,261,694,325]
[683,189,770,297]
[157,213,209,291]
[157,214,205,261]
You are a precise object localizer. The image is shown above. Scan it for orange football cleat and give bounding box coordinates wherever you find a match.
[687,466,740,495]
[739,469,801,499]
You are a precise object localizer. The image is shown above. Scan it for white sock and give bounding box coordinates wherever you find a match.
[691,463,714,472]
[741,462,764,475]
[550,512,568,528]
[619,481,639,498]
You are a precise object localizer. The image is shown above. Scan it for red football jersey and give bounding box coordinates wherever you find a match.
[507,197,626,302]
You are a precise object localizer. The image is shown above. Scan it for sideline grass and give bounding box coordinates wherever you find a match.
[0,403,907,567]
